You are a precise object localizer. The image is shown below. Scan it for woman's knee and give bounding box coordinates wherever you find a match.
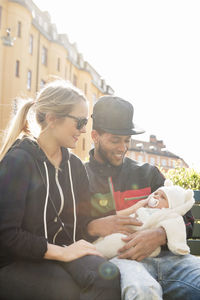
[64,256,121,300]
[64,255,120,289]
[96,259,121,287]
[79,257,121,290]
[91,260,121,299]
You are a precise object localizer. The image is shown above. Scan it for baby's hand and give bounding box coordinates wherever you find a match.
[132,199,149,211]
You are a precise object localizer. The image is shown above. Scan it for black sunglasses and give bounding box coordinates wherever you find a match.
[65,114,88,130]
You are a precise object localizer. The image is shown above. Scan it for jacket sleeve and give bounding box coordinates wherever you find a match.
[150,166,165,192]
[183,210,194,239]
[0,150,47,260]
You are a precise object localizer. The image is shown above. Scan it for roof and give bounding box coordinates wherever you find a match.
[129,135,180,159]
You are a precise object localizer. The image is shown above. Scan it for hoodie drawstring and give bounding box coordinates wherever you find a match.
[42,160,77,243]
[43,162,50,240]
[68,160,77,243]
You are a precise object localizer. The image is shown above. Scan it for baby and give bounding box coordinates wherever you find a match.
[93,179,195,258]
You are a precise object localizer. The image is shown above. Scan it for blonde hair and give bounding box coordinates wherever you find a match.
[0,80,87,161]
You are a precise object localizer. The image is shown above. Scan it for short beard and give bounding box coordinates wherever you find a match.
[98,142,124,167]
[98,142,111,165]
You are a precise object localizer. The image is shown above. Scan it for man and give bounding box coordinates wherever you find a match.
[85,96,200,299]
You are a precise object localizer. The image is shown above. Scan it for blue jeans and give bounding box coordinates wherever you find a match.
[111,250,200,300]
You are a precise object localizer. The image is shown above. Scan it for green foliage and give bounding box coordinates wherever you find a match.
[162,167,200,190]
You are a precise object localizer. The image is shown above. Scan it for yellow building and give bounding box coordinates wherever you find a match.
[0,0,114,160]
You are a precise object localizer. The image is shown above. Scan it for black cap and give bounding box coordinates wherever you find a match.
[92,96,145,135]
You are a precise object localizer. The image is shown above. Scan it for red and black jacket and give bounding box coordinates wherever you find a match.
[85,149,194,239]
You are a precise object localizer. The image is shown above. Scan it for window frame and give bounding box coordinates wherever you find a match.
[27,70,32,90]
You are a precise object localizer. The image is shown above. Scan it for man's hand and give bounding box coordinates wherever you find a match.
[118,227,167,261]
[87,215,142,237]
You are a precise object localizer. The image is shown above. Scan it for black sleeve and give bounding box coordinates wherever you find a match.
[150,166,165,192]
[0,151,47,260]
[183,209,194,239]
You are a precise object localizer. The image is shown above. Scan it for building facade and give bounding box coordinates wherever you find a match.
[127,134,188,171]
[0,0,114,160]
[0,1,190,168]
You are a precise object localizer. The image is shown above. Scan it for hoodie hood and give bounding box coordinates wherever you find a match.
[12,137,70,167]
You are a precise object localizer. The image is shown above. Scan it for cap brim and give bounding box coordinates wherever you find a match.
[100,127,145,136]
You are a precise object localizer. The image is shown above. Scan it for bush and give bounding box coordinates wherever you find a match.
[162,167,200,190]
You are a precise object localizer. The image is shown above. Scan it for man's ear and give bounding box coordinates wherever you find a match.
[91,130,100,144]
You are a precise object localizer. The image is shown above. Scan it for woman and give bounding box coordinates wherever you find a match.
[0,80,121,300]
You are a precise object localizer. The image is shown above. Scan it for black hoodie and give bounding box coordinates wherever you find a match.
[0,138,93,267]
[85,149,194,239]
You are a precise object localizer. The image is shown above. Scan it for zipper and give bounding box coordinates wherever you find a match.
[53,226,62,244]
[55,168,64,215]
[124,195,149,201]
[53,168,65,243]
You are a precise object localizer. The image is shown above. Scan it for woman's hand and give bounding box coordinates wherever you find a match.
[44,240,103,262]
[62,240,104,261]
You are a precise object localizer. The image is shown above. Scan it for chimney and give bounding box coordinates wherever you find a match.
[150,135,157,143]
[157,140,165,148]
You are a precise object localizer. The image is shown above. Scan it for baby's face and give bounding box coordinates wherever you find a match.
[149,190,169,209]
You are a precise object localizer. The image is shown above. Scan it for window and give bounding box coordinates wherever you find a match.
[129,152,135,160]
[13,99,18,115]
[40,80,46,89]
[150,157,155,165]
[65,66,67,79]
[0,6,2,29]
[39,16,43,26]
[138,155,143,163]
[82,138,85,151]
[84,83,87,95]
[41,47,48,65]
[57,57,60,71]
[92,94,97,104]
[44,22,48,32]
[15,60,20,77]
[101,79,105,91]
[161,159,166,166]
[52,31,57,40]
[32,10,36,19]
[172,160,176,168]
[77,55,80,66]
[27,70,32,90]
[29,35,33,54]
[17,21,21,37]
[73,74,77,86]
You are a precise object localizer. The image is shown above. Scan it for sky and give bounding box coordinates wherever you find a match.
[34,0,200,170]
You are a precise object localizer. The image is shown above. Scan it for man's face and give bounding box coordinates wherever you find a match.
[93,131,131,166]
